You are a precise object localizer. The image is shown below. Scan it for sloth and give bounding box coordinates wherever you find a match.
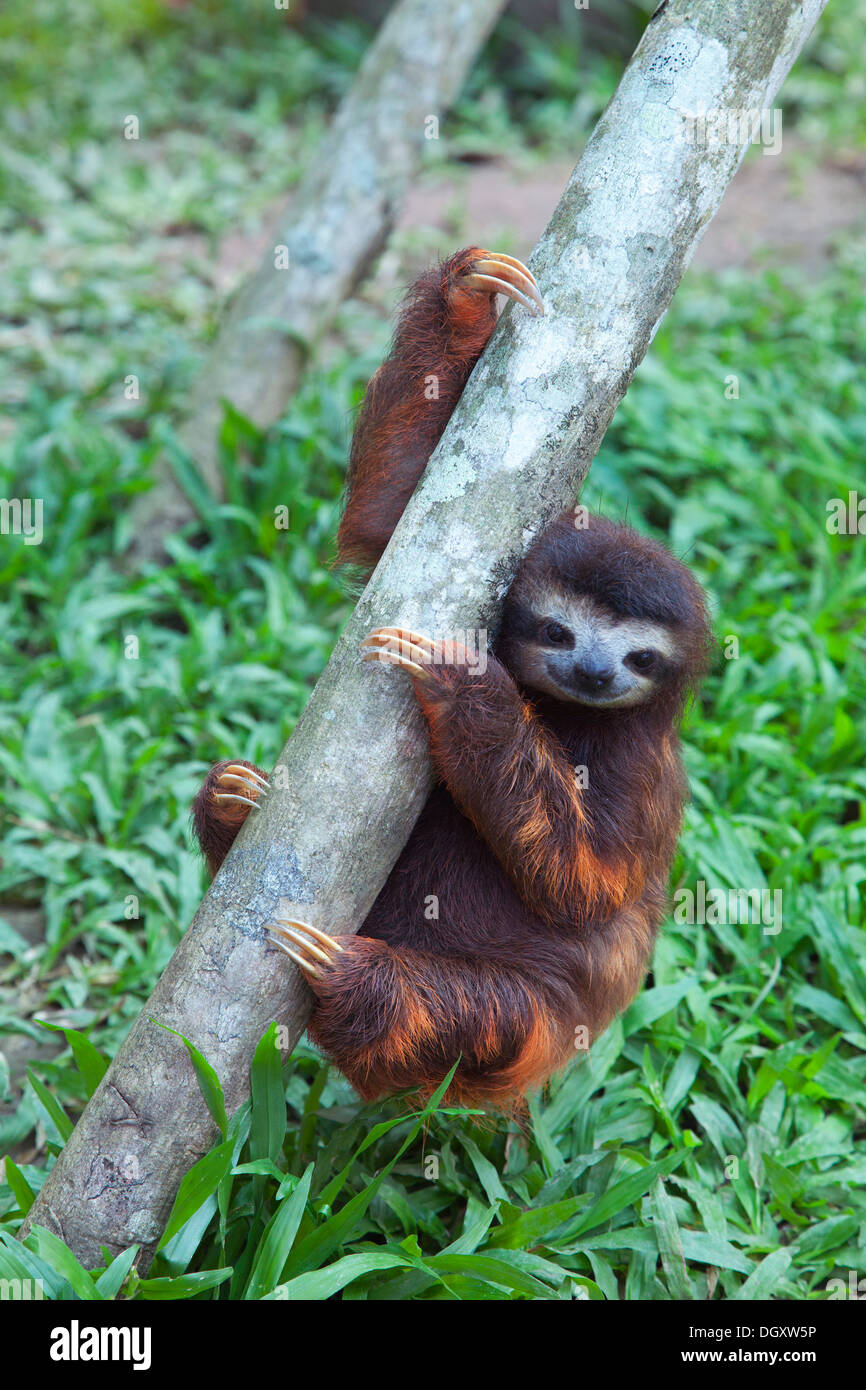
[193,247,712,1109]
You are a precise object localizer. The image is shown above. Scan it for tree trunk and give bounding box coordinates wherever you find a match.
[125,0,507,562]
[23,0,828,1269]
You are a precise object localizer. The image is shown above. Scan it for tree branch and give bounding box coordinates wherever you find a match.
[23,0,828,1268]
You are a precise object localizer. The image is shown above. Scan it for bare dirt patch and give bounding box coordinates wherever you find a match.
[395,145,866,271]
[204,141,866,300]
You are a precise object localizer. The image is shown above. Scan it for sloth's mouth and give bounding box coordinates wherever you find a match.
[568,687,635,708]
[544,665,646,708]
[517,653,651,709]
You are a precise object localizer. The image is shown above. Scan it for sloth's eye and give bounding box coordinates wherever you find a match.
[630,649,657,672]
[545,621,569,645]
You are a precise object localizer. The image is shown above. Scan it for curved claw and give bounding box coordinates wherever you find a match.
[224,764,270,789]
[214,792,261,810]
[275,920,344,953]
[267,937,320,979]
[363,651,427,677]
[360,627,436,679]
[266,919,344,981]
[361,627,436,657]
[361,645,430,677]
[274,925,333,966]
[214,765,269,811]
[460,251,544,316]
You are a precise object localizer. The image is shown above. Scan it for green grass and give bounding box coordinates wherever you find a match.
[0,0,865,1301]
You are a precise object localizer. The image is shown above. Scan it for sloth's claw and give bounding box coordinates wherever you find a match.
[213,764,270,810]
[266,919,344,981]
[459,251,544,317]
[360,627,436,680]
[361,627,436,656]
[224,763,269,789]
[363,651,427,677]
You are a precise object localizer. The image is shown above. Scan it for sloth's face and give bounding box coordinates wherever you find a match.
[504,592,683,709]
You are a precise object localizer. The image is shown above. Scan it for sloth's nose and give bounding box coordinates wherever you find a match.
[573,660,614,693]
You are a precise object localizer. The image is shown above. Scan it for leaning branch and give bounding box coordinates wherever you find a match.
[126,0,507,560]
[24,0,828,1267]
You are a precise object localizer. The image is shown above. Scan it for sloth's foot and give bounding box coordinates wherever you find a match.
[457,250,544,317]
[213,762,269,811]
[192,759,269,876]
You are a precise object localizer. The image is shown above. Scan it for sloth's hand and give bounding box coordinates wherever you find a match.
[360,627,481,681]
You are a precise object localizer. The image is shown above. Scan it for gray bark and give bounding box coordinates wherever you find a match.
[126,0,507,561]
[24,0,828,1269]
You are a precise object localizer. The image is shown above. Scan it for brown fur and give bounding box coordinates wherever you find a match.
[192,760,265,878]
[336,246,496,573]
[192,248,713,1111]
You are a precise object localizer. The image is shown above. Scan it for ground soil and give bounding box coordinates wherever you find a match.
[212,140,866,295]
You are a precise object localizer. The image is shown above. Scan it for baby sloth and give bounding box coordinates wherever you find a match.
[193,246,712,1109]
